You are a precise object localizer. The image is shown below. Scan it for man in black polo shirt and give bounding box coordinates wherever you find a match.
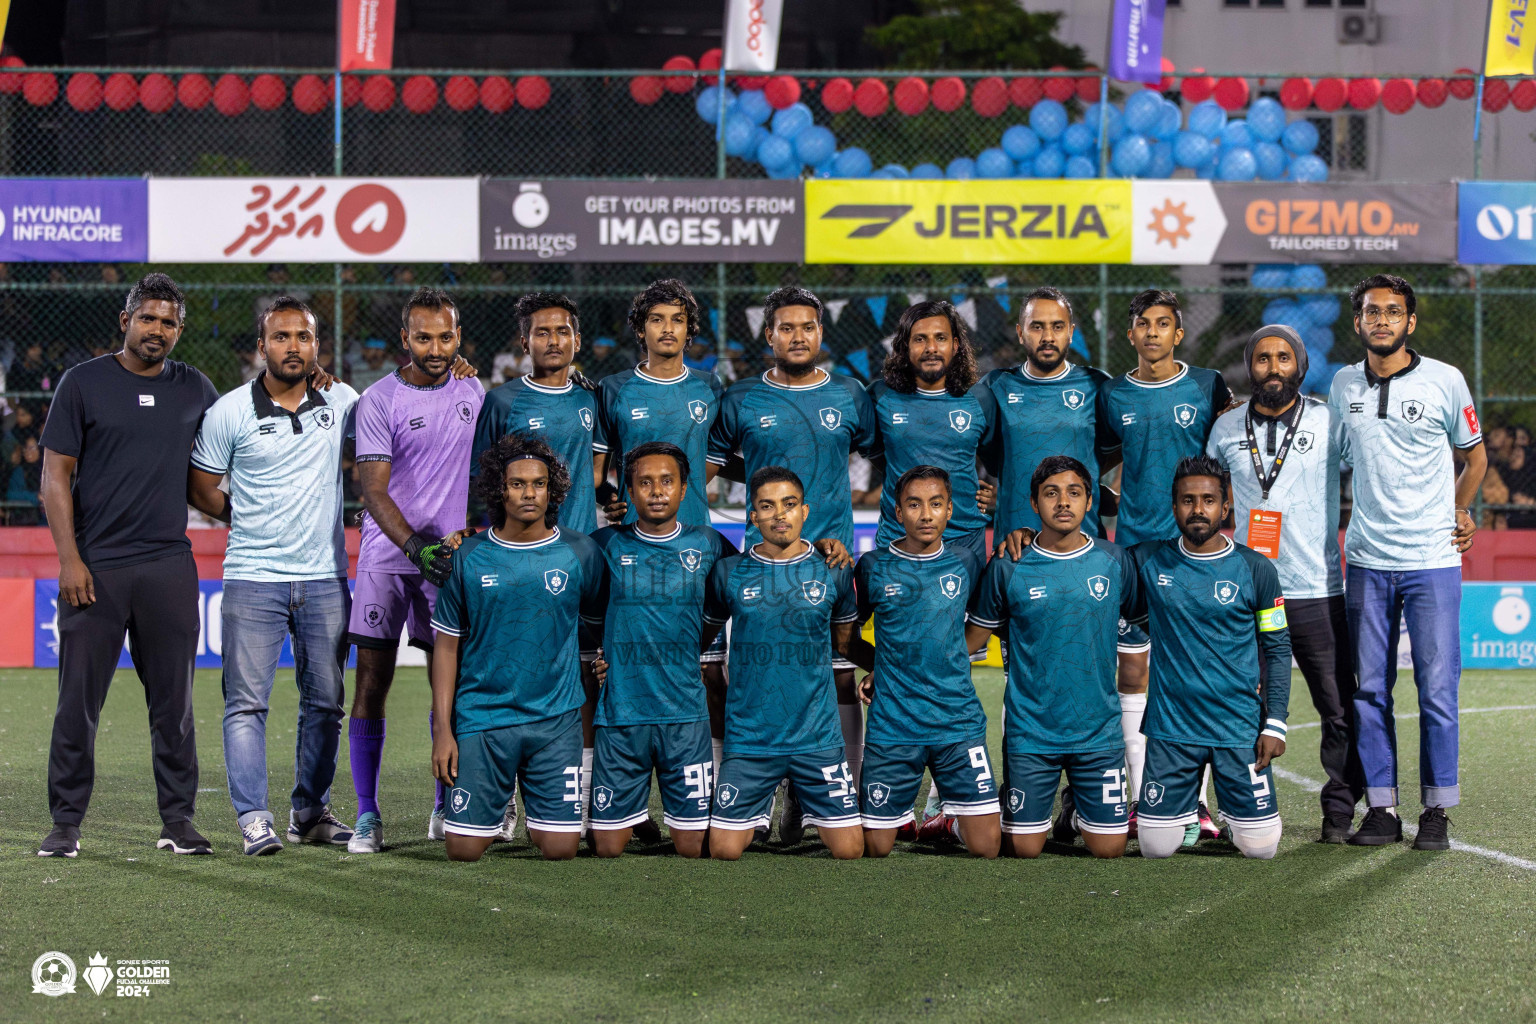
[37,273,221,858]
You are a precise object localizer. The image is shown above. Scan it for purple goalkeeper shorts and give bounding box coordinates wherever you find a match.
[347,571,437,652]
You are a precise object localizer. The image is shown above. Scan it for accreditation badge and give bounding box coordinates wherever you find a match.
[1248,507,1283,559]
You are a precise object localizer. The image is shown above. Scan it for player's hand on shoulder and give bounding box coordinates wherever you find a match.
[1255,734,1285,770]
[976,480,997,514]
[450,354,478,380]
[603,500,628,523]
[996,528,1033,561]
[405,532,455,586]
[442,528,477,551]
[814,538,853,569]
[309,365,338,391]
[857,673,874,705]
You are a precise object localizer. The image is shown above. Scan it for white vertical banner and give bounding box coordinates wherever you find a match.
[722,0,785,73]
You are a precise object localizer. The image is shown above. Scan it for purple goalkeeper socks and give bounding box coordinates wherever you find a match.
[428,711,446,813]
[349,717,386,816]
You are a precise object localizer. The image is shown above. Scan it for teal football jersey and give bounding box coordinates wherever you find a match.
[472,376,602,534]
[704,544,859,756]
[1096,362,1231,545]
[588,522,736,727]
[969,538,1134,755]
[708,370,880,549]
[595,365,724,528]
[974,362,1116,539]
[430,527,605,734]
[853,543,987,746]
[866,381,989,547]
[1123,536,1294,749]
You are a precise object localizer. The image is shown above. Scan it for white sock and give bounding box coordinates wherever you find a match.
[838,703,864,791]
[1228,820,1282,860]
[1120,692,1147,801]
[581,747,593,830]
[922,772,944,819]
[711,739,723,785]
[1200,764,1212,808]
[1138,822,1185,859]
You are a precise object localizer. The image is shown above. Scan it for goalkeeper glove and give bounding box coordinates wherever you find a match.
[403,532,453,586]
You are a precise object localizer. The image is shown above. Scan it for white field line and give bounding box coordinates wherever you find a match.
[1285,704,1536,731]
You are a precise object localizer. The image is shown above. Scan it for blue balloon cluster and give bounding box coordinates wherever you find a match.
[1249,263,1348,394]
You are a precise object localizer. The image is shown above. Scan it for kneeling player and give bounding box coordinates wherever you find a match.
[965,456,1136,858]
[1124,455,1292,860]
[845,466,1000,858]
[705,467,864,860]
[429,435,604,862]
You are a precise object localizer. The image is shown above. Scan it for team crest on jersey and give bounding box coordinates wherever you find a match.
[802,580,827,605]
[1006,788,1025,813]
[1214,580,1239,605]
[593,786,614,812]
[818,407,842,431]
[680,548,703,573]
[1144,781,1164,807]
[716,783,739,807]
[1062,389,1085,410]
[364,604,385,628]
[938,573,963,600]
[456,401,473,425]
[1086,575,1110,601]
[1173,403,1197,428]
[450,787,472,814]
[688,399,708,424]
[544,568,570,595]
[315,407,335,430]
[578,408,594,432]
[948,409,971,433]
[1293,430,1315,455]
[867,783,891,808]
[1402,399,1424,423]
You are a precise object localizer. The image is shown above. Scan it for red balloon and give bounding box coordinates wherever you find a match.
[1180,69,1215,103]
[361,75,395,113]
[214,74,249,116]
[629,76,664,105]
[894,76,928,116]
[0,55,27,95]
[1008,76,1043,109]
[662,55,695,94]
[481,75,515,113]
[821,77,854,113]
[177,73,212,110]
[341,75,362,108]
[1154,56,1176,92]
[1279,77,1313,110]
[1042,67,1074,103]
[1347,77,1381,110]
[1513,79,1536,112]
[250,73,286,111]
[516,76,550,110]
[1416,77,1448,108]
[1076,71,1101,104]
[1213,77,1249,111]
[23,71,57,107]
[733,75,767,90]
[1380,77,1415,114]
[1449,68,1477,101]
[140,72,175,113]
[1484,78,1512,112]
[932,76,966,112]
[292,74,329,114]
[763,75,800,110]
[67,72,103,112]
[855,77,890,117]
[401,75,438,113]
[104,72,138,112]
[698,48,722,72]
[444,75,478,112]
[1312,77,1347,112]
[973,76,1008,117]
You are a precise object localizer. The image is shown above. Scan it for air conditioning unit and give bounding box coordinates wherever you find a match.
[1338,10,1380,45]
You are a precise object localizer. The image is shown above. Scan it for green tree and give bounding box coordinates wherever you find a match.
[867,0,1086,70]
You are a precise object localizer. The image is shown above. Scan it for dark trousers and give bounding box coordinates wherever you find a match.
[48,551,201,827]
[1285,595,1366,821]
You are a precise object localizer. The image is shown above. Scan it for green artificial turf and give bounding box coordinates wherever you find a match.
[1,667,1533,1022]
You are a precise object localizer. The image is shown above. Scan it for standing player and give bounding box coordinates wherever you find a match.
[704,467,864,860]
[429,435,604,862]
[1123,456,1293,860]
[587,442,736,858]
[964,456,1134,858]
[846,466,1000,858]
[1207,324,1362,843]
[1329,274,1485,850]
[1097,289,1233,838]
[346,287,484,853]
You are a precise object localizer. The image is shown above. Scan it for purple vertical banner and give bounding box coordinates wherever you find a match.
[1109,0,1167,84]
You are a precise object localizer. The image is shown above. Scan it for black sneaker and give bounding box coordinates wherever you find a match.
[777,783,805,846]
[1320,815,1353,844]
[1347,807,1403,846]
[1051,786,1079,843]
[633,817,663,844]
[157,821,213,855]
[38,823,80,858]
[1412,808,1452,851]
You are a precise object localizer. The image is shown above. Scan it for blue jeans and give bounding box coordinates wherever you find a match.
[221,579,350,826]
[1345,565,1461,809]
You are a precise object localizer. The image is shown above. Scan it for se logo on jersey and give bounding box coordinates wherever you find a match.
[688,400,708,424]
[1214,580,1239,605]
[1173,403,1197,428]
[939,573,963,599]
[819,407,842,431]
[544,568,569,595]
[1402,400,1424,423]
[741,585,762,601]
[802,580,827,605]
[949,409,971,433]
[680,549,702,573]
[1087,575,1110,601]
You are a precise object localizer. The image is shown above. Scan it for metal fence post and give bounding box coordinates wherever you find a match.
[1098,262,1110,369]
[1474,267,1485,525]
[717,66,729,361]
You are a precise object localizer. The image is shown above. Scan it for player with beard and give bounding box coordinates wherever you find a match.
[1123,456,1293,860]
[1207,325,1362,844]
[345,287,485,853]
[1329,274,1485,851]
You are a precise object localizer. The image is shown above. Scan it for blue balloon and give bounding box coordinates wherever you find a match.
[1148,140,1176,178]
[1013,158,1036,178]
[834,147,873,178]
[1064,154,1098,179]
[755,134,793,169]
[813,158,838,179]
[766,161,802,180]
[1110,134,1152,177]
[976,147,1014,178]
[879,163,910,179]
[1281,119,1321,156]
[1032,147,1065,178]
[1254,141,1287,180]
[1060,123,1094,156]
[1248,97,1286,143]
[1250,266,1290,290]
[1262,298,1301,326]
[745,125,772,161]
[1173,131,1214,169]
[1221,120,1254,149]
[696,85,735,124]
[1123,89,1163,134]
[1001,124,1041,161]
[1301,359,1334,396]
[1289,154,1329,182]
[1301,294,1340,324]
[794,125,836,167]
[1290,264,1327,290]
[1197,157,1218,179]
[1029,99,1068,140]
[770,102,813,138]
[869,168,893,179]
[735,88,773,125]
[946,156,977,180]
[911,162,944,179]
[723,112,757,157]
[1303,324,1335,359]
[1217,146,1257,181]
[1083,102,1124,142]
[1187,100,1227,139]
[1155,100,1182,140]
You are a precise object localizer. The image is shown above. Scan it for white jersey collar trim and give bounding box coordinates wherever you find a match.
[1178,534,1234,560]
[1125,361,1189,389]
[634,522,683,543]
[521,374,574,395]
[1021,362,1071,381]
[489,526,561,550]
[761,368,830,391]
[886,541,946,561]
[635,363,688,385]
[1030,535,1095,560]
[749,541,815,564]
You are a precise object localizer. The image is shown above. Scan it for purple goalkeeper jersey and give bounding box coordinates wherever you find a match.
[354,370,486,574]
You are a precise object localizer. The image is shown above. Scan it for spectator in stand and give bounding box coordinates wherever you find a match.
[350,337,396,390]
[718,339,748,383]
[684,336,719,374]
[1497,431,1536,528]
[579,335,622,380]
[7,433,43,524]
[9,341,57,393]
[254,264,310,326]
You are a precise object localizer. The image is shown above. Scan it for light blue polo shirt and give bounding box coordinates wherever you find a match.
[192,374,359,582]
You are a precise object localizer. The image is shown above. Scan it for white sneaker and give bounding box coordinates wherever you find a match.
[427,809,446,841]
[493,799,518,843]
[241,818,284,856]
[287,806,354,845]
[347,812,383,854]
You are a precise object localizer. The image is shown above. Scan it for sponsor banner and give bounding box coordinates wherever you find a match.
[479,179,801,263]
[0,179,147,262]
[1462,583,1536,669]
[723,0,785,73]
[339,0,396,72]
[1485,0,1536,77]
[804,179,1131,264]
[1131,180,1225,264]
[149,178,478,262]
[1458,181,1536,264]
[1211,183,1457,263]
[1110,0,1167,84]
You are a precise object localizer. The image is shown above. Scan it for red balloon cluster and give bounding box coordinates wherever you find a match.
[763,74,800,110]
[0,55,26,94]
[972,76,1008,117]
[821,77,854,113]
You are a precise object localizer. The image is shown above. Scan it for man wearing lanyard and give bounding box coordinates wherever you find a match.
[1207,325,1362,844]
